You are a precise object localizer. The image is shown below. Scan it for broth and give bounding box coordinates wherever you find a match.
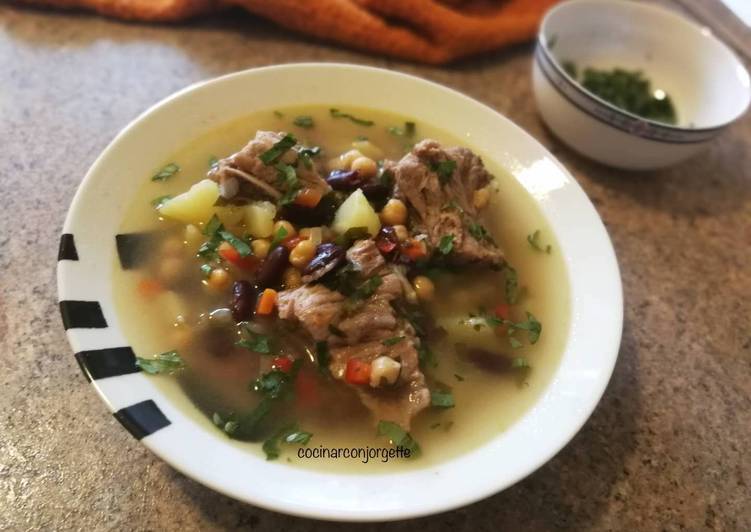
[112,106,570,472]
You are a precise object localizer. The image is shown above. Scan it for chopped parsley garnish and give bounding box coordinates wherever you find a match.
[315,341,330,372]
[136,350,184,374]
[200,263,213,277]
[509,337,523,349]
[262,423,312,460]
[387,121,416,137]
[454,373,464,382]
[198,214,250,259]
[430,390,455,408]
[150,195,172,208]
[298,145,321,158]
[252,361,301,400]
[431,160,456,185]
[151,163,180,182]
[259,133,297,165]
[275,162,301,206]
[236,326,273,354]
[273,110,284,118]
[329,108,374,126]
[269,225,289,249]
[376,421,420,456]
[504,265,519,304]
[217,228,251,257]
[438,234,454,255]
[417,344,437,369]
[382,336,405,346]
[468,222,493,243]
[527,230,552,253]
[511,357,530,369]
[510,312,542,344]
[293,115,314,129]
[350,275,383,302]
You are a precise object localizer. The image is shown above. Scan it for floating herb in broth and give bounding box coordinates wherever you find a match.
[112,105,570,470]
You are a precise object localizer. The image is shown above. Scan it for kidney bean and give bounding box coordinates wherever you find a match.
[302,243,345,281]
[256,245,290,288]
[281,192,339,227]
[360,182,389,202]
[375,226,399,256]
[230,281,258,322]
[325,169,363,191]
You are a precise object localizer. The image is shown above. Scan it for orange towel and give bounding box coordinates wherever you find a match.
[17,0,558,64]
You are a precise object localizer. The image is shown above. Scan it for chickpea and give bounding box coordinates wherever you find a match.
[412,275,435,302]
[392,224,409,242]
[283,267,303,289]
[299,227,322,246]
[289,239,316,269]
[273,220,297,239]
[473,186,491,210]
[207,268,230,290]
[351,156,377,178]
[160,237,184,257]
[251,238,271,259]
[157,257,185,286]
[380,199,408,226]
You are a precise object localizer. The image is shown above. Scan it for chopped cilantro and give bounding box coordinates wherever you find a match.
[376,420,420,456]
[417,344,437,369]
[511,357,530,369]
[151,163,179,182]
[262,423,312,460]
[454,373,464,381]
[218,229,251,257]
[275,162,301,206]
[329,108,374,126]
[259,133,297,165]
[293,115,314,129]
[387,121,416,137]
[468,222,493,243]
[236,326,273,354]
[504,265,519,304]
[273,110,284,118]
[200,264,213,277]
[252,362,300,399]
[430,390,455,408]
[136,350,184,374]
[431,160,456,185]
[527,230,552,253]
[270,225,289,249]
[510,312,542,344]
[509,336,523,349]
[382,336,405,346]
[438,234,454,255]
[351,275,382,301]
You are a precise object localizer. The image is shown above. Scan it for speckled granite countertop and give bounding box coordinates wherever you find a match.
[1,3,749,531]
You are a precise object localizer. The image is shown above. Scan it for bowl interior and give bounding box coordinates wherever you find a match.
[541,0,751,128]
[58,64,622,521]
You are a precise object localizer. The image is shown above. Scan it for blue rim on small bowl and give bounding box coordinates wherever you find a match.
[535,0,751,145]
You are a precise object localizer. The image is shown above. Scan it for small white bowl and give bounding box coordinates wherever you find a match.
[57,63,622,521]
[532,0,751,170]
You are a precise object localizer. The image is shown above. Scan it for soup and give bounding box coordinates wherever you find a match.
[113,106,570,471]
